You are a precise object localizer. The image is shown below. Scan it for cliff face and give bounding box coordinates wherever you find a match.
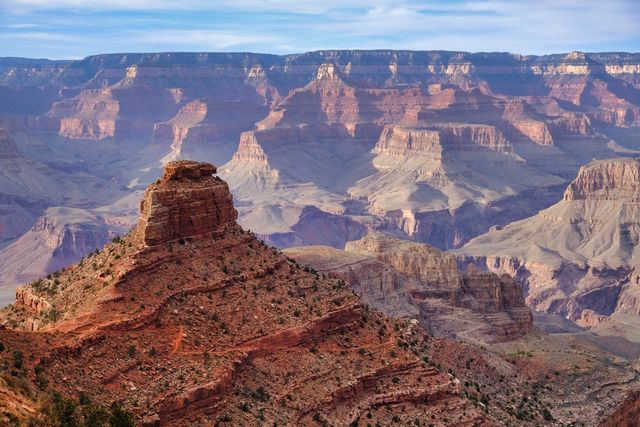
[458,158,640,328]
[136,161,237,246]
[346,233,461,289]
[286,232,533,343]
[564,158,640,202]
[373,123,512,160]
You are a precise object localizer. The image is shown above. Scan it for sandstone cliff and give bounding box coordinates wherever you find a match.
[136,161,237,246]
[286,232,533,343]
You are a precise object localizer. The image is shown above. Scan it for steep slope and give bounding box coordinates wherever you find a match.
[284,232,532,344]
[457,158,640,328]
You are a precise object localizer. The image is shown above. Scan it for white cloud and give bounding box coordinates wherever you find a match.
[136,30,285,50]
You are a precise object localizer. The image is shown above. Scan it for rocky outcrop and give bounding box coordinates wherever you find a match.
[374,123,511,159]
[509,120,554,145]
[15,287,51,313]
[436,123,512,152]
[547,114,591,137]
[136,161,237,246]
[374,126,442,159]
[45,89,119,140]
[599,390,640,427]
[564,158,640,202]
[0,163,499,426]
[286,232,533,342]
[346,233,460,289]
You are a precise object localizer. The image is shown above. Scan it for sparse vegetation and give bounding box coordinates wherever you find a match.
[27,391,134,426]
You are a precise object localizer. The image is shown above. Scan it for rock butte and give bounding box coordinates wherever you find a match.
[137,161,237,246]
[285,232,533,343]
[0,161,636,425]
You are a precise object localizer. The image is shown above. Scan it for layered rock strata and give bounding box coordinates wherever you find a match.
[0,162,487,425]
[137,161,237,246]
[0,161,636,426]
[285,232,533,343]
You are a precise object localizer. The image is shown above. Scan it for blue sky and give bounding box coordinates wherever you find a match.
[1,0,639,59]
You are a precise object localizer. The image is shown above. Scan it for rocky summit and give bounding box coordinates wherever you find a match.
[137,161,237,246]
[0,162,486,425]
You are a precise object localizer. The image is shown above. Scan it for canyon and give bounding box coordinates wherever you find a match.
[456,158,640,341]
[0,161,638,426]
[0,52,640,421]
[1,51,639,280]
[458,158,640,335]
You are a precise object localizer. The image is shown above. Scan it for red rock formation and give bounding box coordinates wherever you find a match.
[0,161,496,425]
[137,161,237,246]
[599,391,640,427]
[0,160,637,426]
[374,126,442,158]
[509,120,554,145]
[374,123,511,159]
[547,113,591,137]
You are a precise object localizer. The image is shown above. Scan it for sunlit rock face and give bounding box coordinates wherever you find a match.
[136,161,237,246]
[285,232,533,343]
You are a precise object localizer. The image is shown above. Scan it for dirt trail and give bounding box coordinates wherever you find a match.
[171,325,185,354]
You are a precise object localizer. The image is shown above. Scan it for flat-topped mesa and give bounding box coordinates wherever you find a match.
[137,161,238,246]
[345,233,461,289]
[374,124,512,159]
[563,158,640,202]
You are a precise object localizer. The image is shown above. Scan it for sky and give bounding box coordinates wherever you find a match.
[1,0,639,59]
